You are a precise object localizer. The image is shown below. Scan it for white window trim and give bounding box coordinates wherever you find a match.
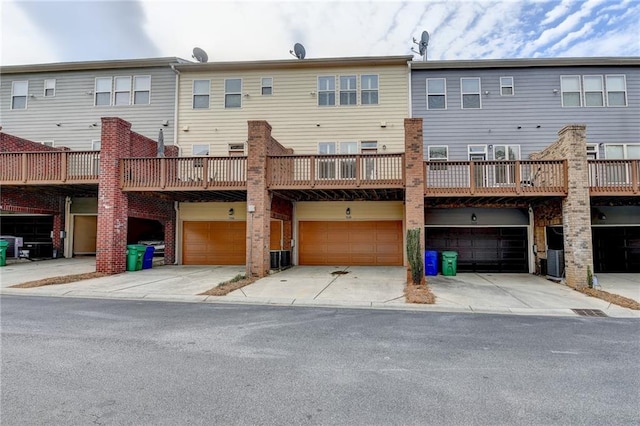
[228,143,245,156]
[426,78,447,110]
[224,78,242,109]
[192,144,211,156]
[428,145,449,161]
[133,75,151,105]
[11,80,28,110]
[360,74,379,105]
[586,144,599,160]
[605,74,628,107]
[317,76,336,107]
[560,75,582,107]
[91,140,101,151]
[113,76,132,106]
[604,143,640,159]
[41,140,55,147]
[467,145,488,160]
[583,75,604,108]
[94,77,113,107]
[44,79,56,97]
[317,141,336,154]
[460,77,481,109]
[492,144,521,160]
[339,75,357,106]
[500,76,514,96]
[261,77,273,96]
[192,79,210,109]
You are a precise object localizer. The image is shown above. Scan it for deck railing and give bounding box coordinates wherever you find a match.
[0,151,100,184]
[120,157,247,190]
[588,159,639,195]
[424,160,567,196]
[268,154,405,189]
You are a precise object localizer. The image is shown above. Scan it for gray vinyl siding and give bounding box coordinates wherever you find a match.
[411,65,640,160]
[0,66,176,150]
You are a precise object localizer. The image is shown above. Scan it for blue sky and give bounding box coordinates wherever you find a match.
[2,0,639,65]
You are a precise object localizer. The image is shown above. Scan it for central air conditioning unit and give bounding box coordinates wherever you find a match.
[547,249,564,279]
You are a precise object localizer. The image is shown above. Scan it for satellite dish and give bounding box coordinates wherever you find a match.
[192,47,208,63]
[289,43,306,60]
[419,31,429,56]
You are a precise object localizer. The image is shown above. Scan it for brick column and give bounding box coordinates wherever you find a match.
[246,121,272,277]
[163,218,176,265]
[52,212,64,257]
[96,117,131,274]
[559,125,593,287]
[404,118,425,268]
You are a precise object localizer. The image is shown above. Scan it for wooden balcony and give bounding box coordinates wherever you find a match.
[0,151,100,185]
[589,159,639,195]
[120,157,247,191]
[268,154,405,189]
[424,160,567,197]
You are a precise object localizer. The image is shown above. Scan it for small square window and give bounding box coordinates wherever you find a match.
[44,79,56,97]
[428,146,448,170]
[228,143,245,156]
[500,77,514,96]
[11,81,28,109]
[261,77,273,95]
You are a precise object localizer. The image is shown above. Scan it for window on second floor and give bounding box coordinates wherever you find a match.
[339,75,357,105]
[192,144,210,156]
[225,78,242,108]
[261,77,273,95]
[426,78,446,109]
[605,75,627,106]
[583,75,604,107]
[114,76,131,106]
[11,81,28,109]
[95,77,112,106]
[361,75,378,105]
[318,76,335,106]
[41,140,54,147]
[228,143,245,156]
[133,76,151,104]
[500,76,514,96]
[605,144,640,159]
[461,78,481,109]
[44,79,56,97]
[428,145,448,170]
[192,80,210,109]
[560,75,581,107]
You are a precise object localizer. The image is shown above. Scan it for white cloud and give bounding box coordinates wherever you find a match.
[1,1,59,65]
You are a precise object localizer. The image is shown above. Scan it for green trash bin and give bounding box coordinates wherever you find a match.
[126,244,147,271]
[0,240,9,267]
[441,251,458,276]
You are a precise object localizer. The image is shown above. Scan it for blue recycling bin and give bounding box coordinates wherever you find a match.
[425,250,438,276]
[142,246,155,269]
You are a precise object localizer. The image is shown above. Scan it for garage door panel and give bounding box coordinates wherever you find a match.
[183,221,245,265]
[299,221,402,266]
[593,227,640,273]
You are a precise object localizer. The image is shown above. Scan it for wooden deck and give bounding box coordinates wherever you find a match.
[589,159,639,195]
[0,151,100,184]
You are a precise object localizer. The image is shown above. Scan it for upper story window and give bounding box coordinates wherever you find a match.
[11,81,28,109]
[560,75,581,107]
[426,78,446,109]
[428,146,448,161]
[44,79,56,97]
[318,142,336,154]
[605,75,627,106]
[339,75,357,105]
[41,140,54,147]
[583,75,604,107]
[95,77,112,106]
[605,144,640,159]
[500,77,514,96]
[361,75,378,105]
[114,76,131,106]
[261,77,273,95]
[361,141,378,154]
[318,76,335,106]
[133,76,151,105]
[192,144,210,156]
[224,78,242,108]
[461,78,481,109]
[192,80,210,109]
[228,143,245,156]
[586,144,599,160]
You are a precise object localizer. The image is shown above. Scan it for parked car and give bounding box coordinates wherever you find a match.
[137,240,165,256]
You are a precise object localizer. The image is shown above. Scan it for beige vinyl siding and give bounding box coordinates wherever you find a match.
[179,202,248,220]
[0,67,176,150]
[177,65,409,156]
[296,201,403,220]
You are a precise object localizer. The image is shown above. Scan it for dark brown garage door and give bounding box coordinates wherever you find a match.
[183,221,246,265]
[593,227,640,273]
[426,227,528,273]
[299,221,403,266]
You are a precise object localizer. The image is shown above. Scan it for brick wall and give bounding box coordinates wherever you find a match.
[404,118,425,269]
[128,193,176,265]
[0,132,67,152]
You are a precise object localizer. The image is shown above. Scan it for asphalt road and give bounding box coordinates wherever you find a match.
[1,296,639,426]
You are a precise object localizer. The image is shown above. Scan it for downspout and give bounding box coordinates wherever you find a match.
[171,65,180,151]
[407,60,413,118]
[174,201,179,265]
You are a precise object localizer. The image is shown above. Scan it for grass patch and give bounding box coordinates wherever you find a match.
[404,282,436,304]
[10,272,108,288]
[566,283,640,310]
[199,274,257,296]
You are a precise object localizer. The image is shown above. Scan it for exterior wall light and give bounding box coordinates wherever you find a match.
[471,213,477,222]
[346,207,351,216]
[228,208,234,216]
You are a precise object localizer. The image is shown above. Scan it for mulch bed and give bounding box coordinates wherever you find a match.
[199,275,257,296]
[405,281,436,304]
[10,272,108,288]
[566,283,640,310]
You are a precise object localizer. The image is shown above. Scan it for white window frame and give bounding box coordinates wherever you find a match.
[192,144,210,167]
[11,81,28,110]
[604,143,640,159]
[468,145,488,160]
[318,76,335,106]
[44,79,56,97]
[224,78,242,109]
[261,77,273,96]
[41,140,55,147]
[361,75,378,105]
[461,77,481,109]
[95,77,112,106]
[317,142,336,179]
[114,76,131,106]
[500,76,514,96]
[428,145,448,161]
[133,75,151,105]
[493,144,521,185]
[605,74,627,107]
[361,141,378,179]
[583,75,604,107]
[586,144,599,160]
[426,78,446,110]
[339,75,357,106]
[192,80,210,109]
[228,143,245,156]
[92,140,101,151]
[560,75,581,107]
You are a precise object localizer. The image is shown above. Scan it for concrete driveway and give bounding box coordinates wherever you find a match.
[1,257,96,288]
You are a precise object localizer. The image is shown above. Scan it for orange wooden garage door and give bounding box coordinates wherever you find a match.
[299,221,403,266]
[183,221,246,265]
